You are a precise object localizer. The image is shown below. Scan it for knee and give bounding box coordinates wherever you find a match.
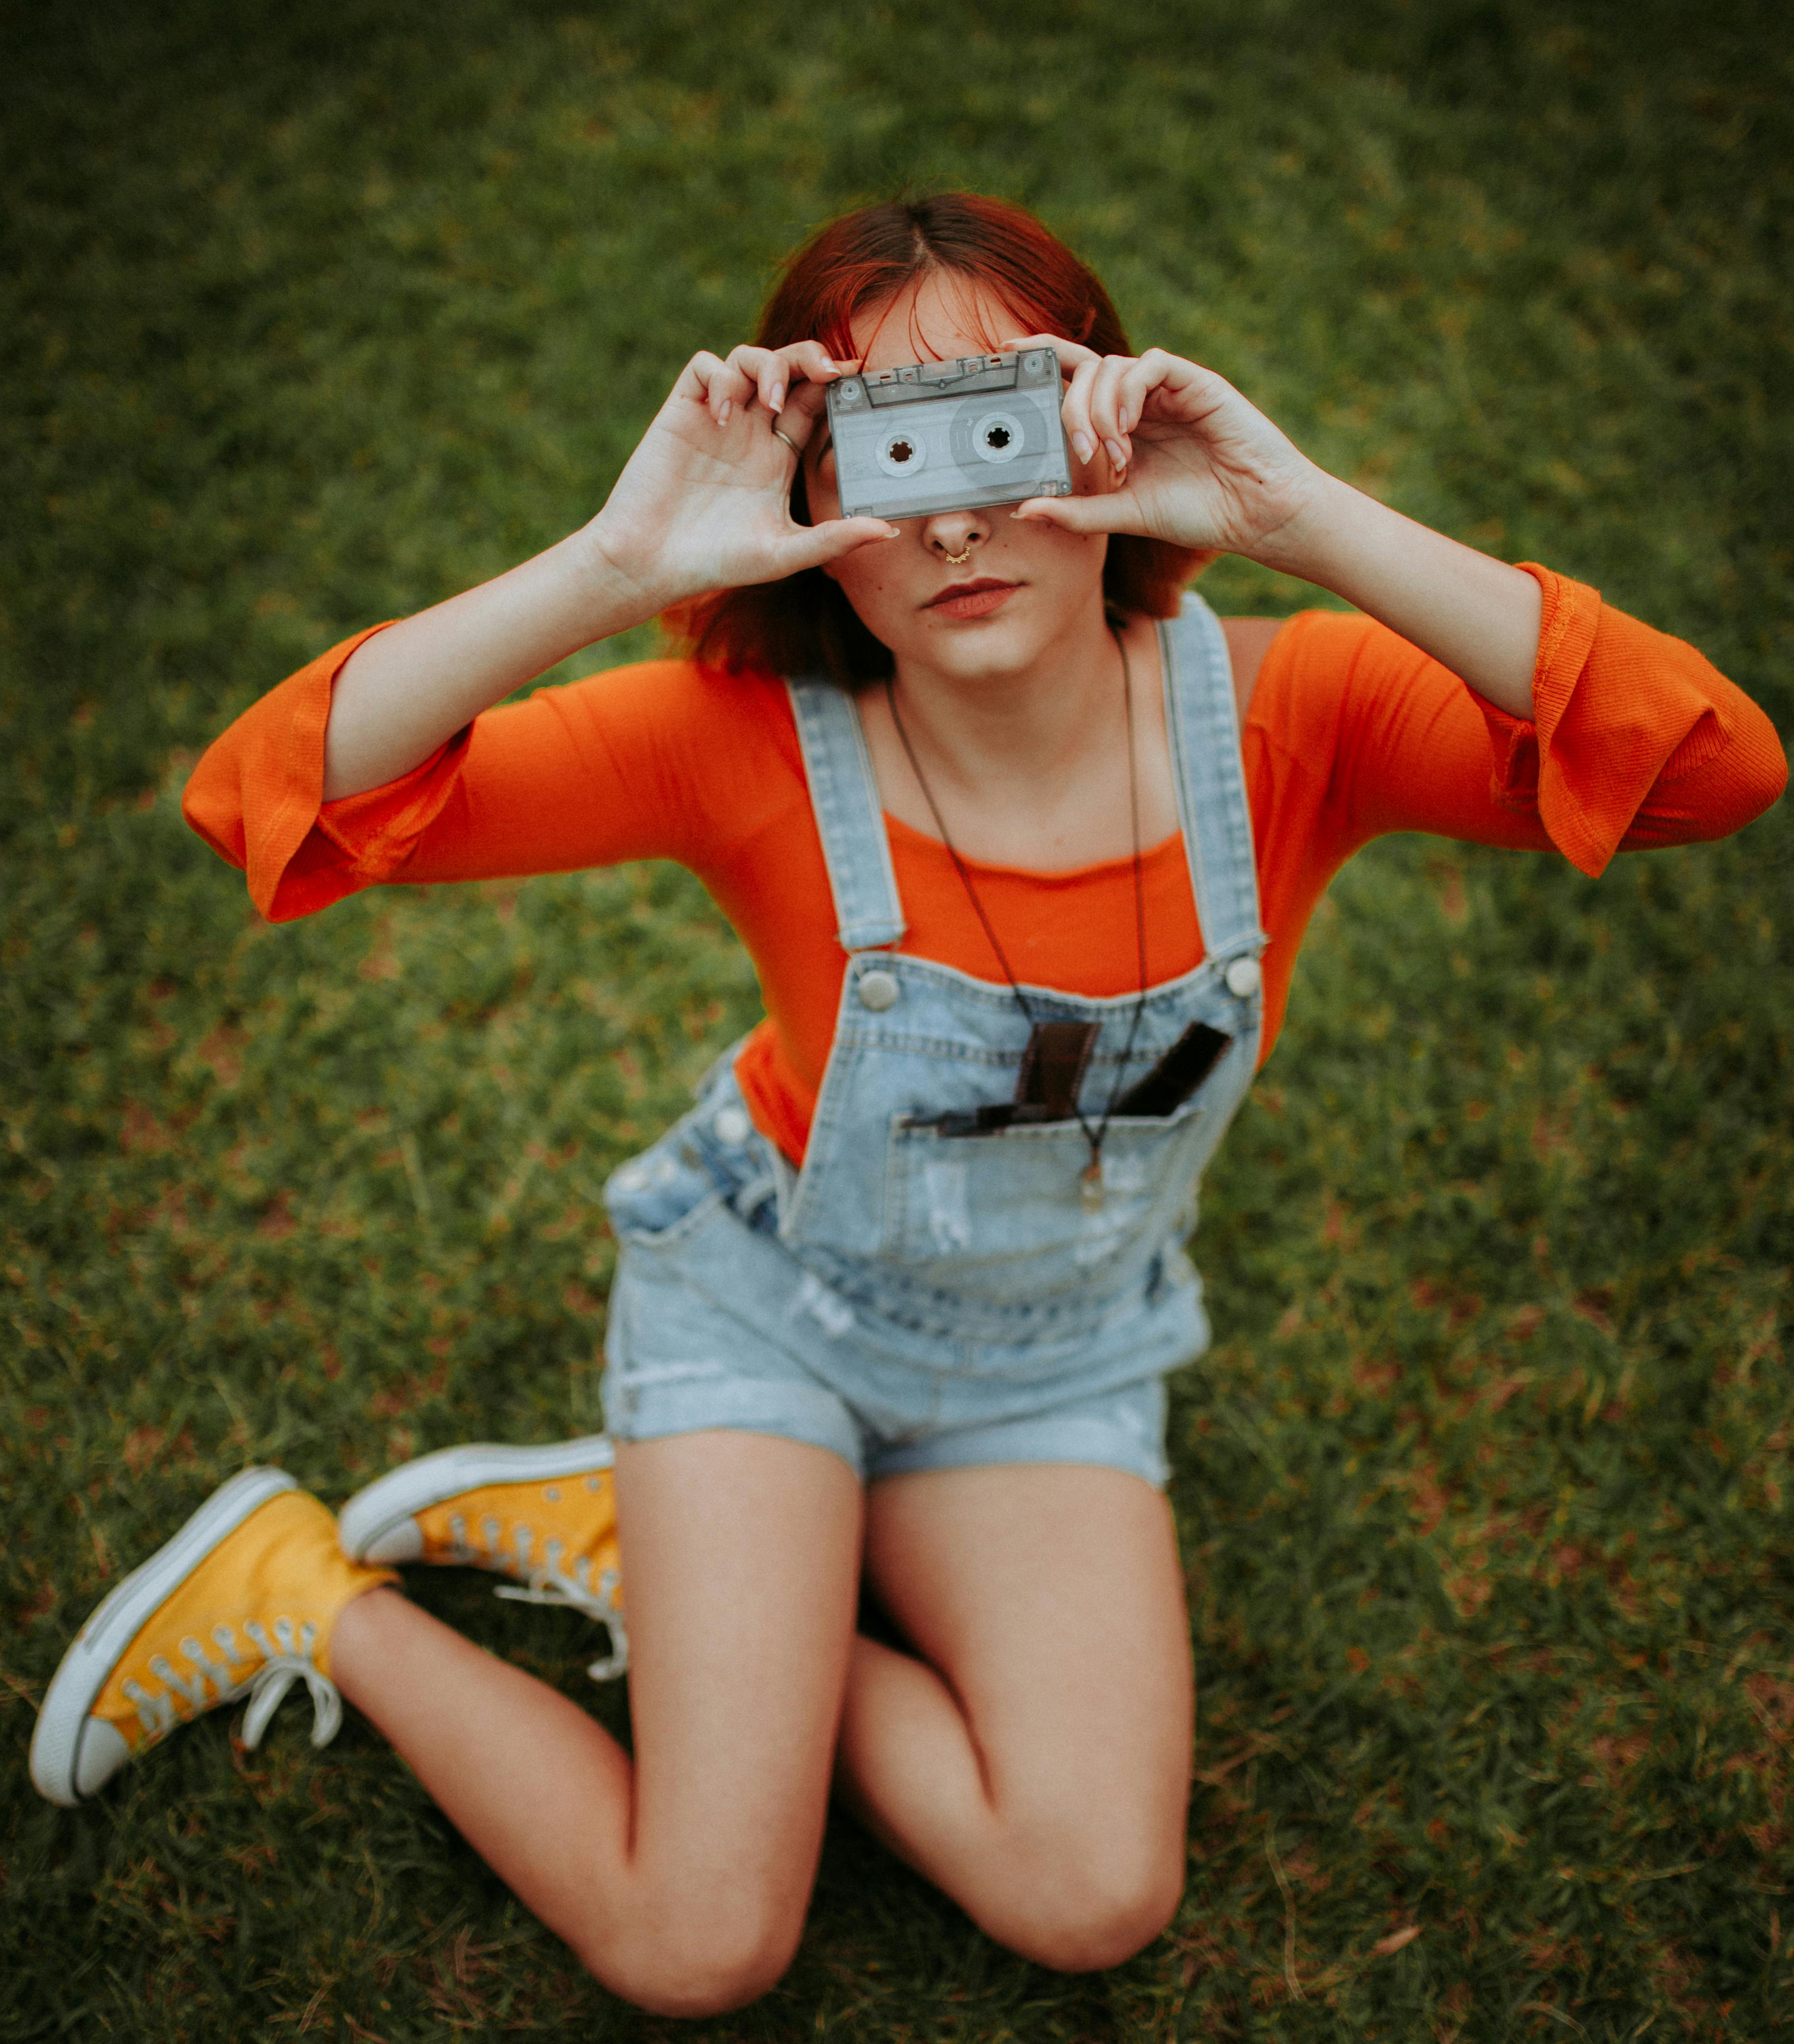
[573,1899,802,2017]
[1001,1831,1185,1974]
[1039,1863,1183,1973]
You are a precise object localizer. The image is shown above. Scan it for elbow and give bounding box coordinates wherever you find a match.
[1634,698,1789,850]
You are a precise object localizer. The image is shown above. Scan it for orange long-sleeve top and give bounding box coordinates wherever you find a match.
[184,565,1786,1164]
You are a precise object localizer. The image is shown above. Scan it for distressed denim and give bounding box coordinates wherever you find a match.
[602,593,1267,1487]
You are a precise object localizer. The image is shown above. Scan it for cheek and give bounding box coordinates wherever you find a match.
[1021,514,1108,586]
[810,461,910,614]
[826,544,905,623]
[806,459,840,523]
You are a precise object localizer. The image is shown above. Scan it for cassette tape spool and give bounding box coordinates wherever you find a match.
[826,348,1073,523]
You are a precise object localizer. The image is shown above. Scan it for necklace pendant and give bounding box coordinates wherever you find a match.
[1080,1159,1105,1213]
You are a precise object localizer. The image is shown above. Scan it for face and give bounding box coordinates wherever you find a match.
[804,271,1114,684]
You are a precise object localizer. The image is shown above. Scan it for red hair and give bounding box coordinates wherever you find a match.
[663,193,1210,685]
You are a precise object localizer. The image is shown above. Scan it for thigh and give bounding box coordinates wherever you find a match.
[863,1462,1193,1855]
[617,1431,864,1914]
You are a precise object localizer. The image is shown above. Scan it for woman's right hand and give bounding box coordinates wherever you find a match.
[322,342,895,803]
[585,341,898,610]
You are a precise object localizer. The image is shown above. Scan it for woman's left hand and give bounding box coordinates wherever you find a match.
[1002,335,1325,564]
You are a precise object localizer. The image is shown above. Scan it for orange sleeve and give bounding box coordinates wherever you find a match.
[1291,565,1785,875]
[180,624,400,920]
[180,631,789,921]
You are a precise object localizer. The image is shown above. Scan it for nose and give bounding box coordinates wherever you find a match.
[924,511,988,564]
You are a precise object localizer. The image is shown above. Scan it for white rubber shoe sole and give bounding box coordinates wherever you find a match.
[30,1467,299,1807]
[337,1435,616,1565]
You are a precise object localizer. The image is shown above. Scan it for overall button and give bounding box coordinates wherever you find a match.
[1224,956,1261,998]
[857,969,900,1012]
[712,1106,751,1146]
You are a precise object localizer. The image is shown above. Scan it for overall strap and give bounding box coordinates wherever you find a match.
[1158,591,1267,970]
[786,679,907,954]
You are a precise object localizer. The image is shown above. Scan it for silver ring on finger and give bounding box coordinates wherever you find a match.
[771,425,802,460]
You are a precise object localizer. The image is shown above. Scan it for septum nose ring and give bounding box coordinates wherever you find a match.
[942,543,975,567]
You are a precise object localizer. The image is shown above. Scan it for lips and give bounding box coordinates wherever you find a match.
[925,577,1021,620]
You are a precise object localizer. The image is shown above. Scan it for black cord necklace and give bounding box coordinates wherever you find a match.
[884,623,1151,1212]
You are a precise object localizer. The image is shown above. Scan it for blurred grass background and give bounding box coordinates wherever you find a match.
[2,0,1791,2037]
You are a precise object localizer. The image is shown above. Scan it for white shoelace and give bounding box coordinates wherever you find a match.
[122,1618,342,1749]
[450,1513,629,1682]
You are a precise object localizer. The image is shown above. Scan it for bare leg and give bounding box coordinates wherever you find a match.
[837,1463,1193,1971]
[330,1431,862,2018]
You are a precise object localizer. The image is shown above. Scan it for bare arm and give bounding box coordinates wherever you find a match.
[322,342,897,801]
[323,532,652,800]
[1251,476,1541,721]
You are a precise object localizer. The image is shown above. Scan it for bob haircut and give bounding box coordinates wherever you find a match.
[662,193,1212,687]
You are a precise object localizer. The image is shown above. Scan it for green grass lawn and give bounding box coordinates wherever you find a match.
[3,0,1791,2036]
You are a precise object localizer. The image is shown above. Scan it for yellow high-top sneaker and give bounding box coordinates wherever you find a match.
[338,1436,626,1681]
[31,1469,396,1806]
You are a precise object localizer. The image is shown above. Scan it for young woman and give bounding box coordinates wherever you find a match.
[31,194,1785,2015]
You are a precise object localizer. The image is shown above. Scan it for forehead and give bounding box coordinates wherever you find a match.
[849,271,1024,371]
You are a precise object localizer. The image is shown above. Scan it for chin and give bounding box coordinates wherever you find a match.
[923,615,1053,677]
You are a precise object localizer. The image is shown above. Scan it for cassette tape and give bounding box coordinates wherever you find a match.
[825,348,1073,522]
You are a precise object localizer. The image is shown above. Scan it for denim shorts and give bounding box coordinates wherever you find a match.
[600,1071,1195,1489]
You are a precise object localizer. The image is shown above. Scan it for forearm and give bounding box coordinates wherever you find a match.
[1256,473,1543,720]
[322,524,661,801]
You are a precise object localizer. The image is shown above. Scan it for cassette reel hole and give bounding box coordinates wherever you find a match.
[972,410,1024,464]
[877,431,925,478]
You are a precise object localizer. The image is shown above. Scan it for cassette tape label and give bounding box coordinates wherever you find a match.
[827,349,1073,522]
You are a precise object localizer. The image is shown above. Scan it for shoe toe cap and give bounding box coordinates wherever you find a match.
[32,1713,132,1806]
[75,1719,133,1799]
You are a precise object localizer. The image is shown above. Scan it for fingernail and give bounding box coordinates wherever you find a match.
[1105,438,1127,467]
[1117,408,1131,434]
[718,399,731,424]
[1072,431,1093,462]
[770,385,784,414]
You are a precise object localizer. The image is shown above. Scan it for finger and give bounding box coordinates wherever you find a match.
[1151,353,1233,425]
[774,376,830,451]
[1010,491,1138,536]
[710,361,756,426]
[1086,356,1137,472]
[727,340,852,417]
[1116,347,1205,432]
[774,340,854,402]
[682,349,752,425]
[722,343,803,419]
[766,340,860,416]
[723,343,779,412]
[679,349,727,402]
[772,515,900,576]
[999,332,1097,378]
[725,342,797,418]
[1060,355,1103,467]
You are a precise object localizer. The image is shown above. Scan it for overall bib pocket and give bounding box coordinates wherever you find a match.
[883,1092,1210,1305]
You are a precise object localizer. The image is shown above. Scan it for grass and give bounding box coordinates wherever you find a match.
[2,0,1791,2036]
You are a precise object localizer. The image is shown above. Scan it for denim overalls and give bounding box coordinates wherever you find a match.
[601,592,1266,1487]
